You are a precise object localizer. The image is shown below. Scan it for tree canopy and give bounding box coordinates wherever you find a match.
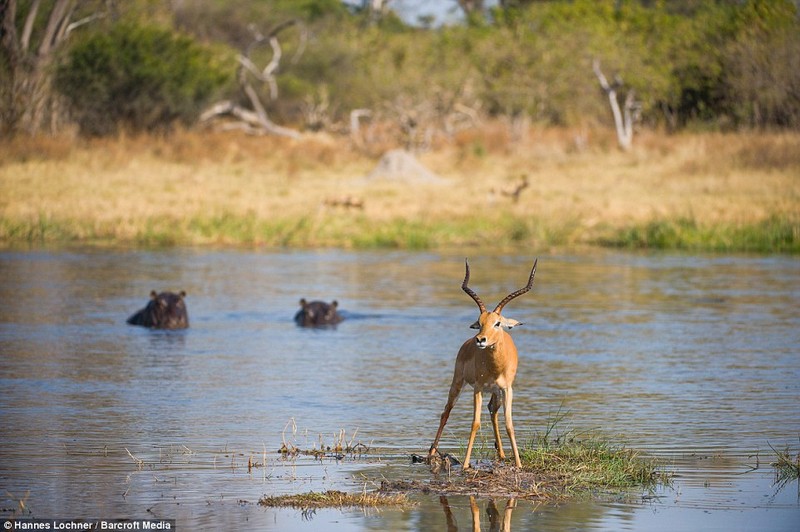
[1,0,798,137]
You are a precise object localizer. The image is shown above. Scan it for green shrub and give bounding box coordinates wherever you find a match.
[56,22,231,136]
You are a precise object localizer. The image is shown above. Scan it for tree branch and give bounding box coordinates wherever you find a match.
[204,18,306,138]
[20,0,40,52]
[593,58,636,151]
[38,0,73,56]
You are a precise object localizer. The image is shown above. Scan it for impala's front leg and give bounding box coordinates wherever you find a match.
[429,377,464,458]
[463,389,483,469]
[503,386,522,467]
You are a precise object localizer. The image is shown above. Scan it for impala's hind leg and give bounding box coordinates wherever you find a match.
[488,391,506,460]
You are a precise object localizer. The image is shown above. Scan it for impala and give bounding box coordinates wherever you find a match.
[429,259,538,469]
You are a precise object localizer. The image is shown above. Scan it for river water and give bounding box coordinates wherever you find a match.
[0,248,798,530]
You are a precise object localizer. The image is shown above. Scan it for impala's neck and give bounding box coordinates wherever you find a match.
[486,331,516,359]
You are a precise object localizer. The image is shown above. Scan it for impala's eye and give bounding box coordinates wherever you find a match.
[495,321,501,328]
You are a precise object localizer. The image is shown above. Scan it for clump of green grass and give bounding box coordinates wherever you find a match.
[409,408,669,501]
[519,408,669,495]
[521,437,666,493]
[598,215,800,253]
[258,490,409,509]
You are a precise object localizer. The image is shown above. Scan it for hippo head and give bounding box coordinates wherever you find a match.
[127,290,189,329]
[294,298,343,327]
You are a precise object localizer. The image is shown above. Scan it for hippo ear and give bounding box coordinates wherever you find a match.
[150,290,158,299]
[331,300,338,309]
[179,291,186,298]
[299,298,308,308]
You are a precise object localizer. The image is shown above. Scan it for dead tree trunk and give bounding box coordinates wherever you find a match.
[363,0,391,24]
[200,19,306,139]
[592,59,640,151]
[1,0,103,135]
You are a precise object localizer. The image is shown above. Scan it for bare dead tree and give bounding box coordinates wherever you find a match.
[200,19,307,138]
[301,85,333,132]
[456,0,486,16]
[363,0,391,24]
[593,59,640,151]
[387,81,483,152]
[349,108,372,147]
[1,0,108,135]
[443,102,481,137]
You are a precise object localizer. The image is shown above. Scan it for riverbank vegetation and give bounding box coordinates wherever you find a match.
[4,1,799,136]
[2,1,798,253]
[1,127,798,252]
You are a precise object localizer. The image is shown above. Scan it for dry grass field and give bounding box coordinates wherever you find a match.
[1,124,798,251]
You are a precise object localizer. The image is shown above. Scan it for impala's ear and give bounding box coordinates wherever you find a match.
[501,317,521,329]
[469,320,481,329]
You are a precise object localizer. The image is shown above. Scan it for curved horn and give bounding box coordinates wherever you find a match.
[461,259,486,313]
[493,258,538,313]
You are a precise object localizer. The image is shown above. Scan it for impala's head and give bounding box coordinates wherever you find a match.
[462,259,537,349]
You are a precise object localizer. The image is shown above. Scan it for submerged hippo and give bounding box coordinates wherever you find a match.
[294,298,343,327]
[127,290,189,329]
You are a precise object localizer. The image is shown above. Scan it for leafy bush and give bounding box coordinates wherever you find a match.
[50,0,800,136]
[56,22,232,136]
[722,0,800,128]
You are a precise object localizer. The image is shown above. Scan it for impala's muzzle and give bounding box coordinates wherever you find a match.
[475,336,489,349]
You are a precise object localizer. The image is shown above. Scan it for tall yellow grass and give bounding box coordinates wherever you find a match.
[1,125,798,250]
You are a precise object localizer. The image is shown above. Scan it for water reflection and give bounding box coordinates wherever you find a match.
[1,248,799,531]
[438,496,515,532]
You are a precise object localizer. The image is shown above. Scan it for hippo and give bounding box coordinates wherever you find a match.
[294,298,343,327]
[127,290,189,329]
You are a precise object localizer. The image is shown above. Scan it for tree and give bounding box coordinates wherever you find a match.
[455,0,486,23]
[593,59,640,150]
[200,19,307,138]
[0,0,109,135]
[364,0,392,23]
[723,0,800,128]
[56,21,231,136]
